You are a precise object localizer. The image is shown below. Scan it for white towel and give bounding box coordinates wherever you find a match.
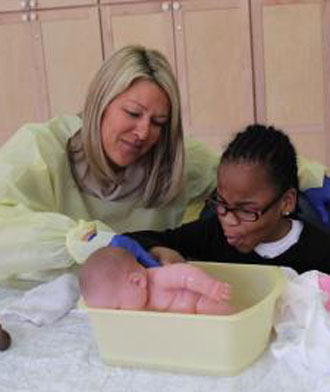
[271,268,330,375]
[1,270,330,391]
[0,273,79,326]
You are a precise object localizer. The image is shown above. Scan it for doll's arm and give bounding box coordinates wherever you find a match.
[151,263,231,302]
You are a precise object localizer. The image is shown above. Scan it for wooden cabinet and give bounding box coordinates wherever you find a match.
[174,0,254,150]
[100,1,176,75]
[30,0,98,8]
[100,0,254,152]
[251,0,330,164]
[0,12,41,144]
[0,0,98,12]
[0,1,102,144]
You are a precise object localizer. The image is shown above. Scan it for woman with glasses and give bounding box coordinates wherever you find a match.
[123,124,330,273]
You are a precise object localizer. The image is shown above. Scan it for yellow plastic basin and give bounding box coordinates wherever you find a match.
[80,262,285,376]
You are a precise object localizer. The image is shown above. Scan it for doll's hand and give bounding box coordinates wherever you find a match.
[304,176,330,225]
[150,246,186,265]
[110,235,159,268]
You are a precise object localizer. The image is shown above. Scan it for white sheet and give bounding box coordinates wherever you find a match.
[0,272,330,392]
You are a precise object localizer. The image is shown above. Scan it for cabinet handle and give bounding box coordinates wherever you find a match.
[173,2,181,11]
[161,2,171,12]
[29,12,37,21]
[29,0,37,8]
[21,13,29,22]
[20,0,29,9]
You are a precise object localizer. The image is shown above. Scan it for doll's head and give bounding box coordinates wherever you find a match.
[79,246,148,310]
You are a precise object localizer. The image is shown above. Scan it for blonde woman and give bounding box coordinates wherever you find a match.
[0,45,217,279]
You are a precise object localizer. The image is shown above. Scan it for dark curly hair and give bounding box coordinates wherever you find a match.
[220,124,299,193]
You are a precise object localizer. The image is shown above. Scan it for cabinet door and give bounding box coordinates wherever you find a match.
[0,1,98,12]
[30,0,98,8]
[0,12,47,144]
[37,6,103,117]
[100,1,176,72]
[251,0,330,165]
[0,0,29,12]
[173,0,254,151]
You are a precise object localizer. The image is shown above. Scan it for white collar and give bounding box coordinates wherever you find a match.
[254,219,304,258]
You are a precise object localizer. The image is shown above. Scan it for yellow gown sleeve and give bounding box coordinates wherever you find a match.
[297,155,326,190]
[0,117,114,280]
[183,139,327,195]
[182,137,219,222]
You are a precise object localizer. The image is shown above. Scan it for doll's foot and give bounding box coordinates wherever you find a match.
[209,281,232,302]
[198,296,236,315]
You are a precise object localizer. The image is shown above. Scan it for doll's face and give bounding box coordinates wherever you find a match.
[117,273,148,310]
[97,270,148,310]
[216,161,296,253]
[80,247,149,310]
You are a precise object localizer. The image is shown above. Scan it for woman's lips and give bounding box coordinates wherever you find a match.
[224,233,242,247]
[121,139,142,153]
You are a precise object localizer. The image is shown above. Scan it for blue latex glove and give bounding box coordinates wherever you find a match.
[304,176,330,225]
[110,234,159,268]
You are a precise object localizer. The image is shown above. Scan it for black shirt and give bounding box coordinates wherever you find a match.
[127,215,330,274]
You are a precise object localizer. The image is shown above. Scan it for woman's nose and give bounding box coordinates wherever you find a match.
[218,210,240,226]
[134,118,150,140]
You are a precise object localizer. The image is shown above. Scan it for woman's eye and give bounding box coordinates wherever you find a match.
[215,196,225,204]
[240,208,259,216]
[125,110,140,118]
[152,119,167,127]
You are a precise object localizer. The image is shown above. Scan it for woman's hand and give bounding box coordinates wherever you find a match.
[150,246,186,265]
[110,234,159,267]
[110,235,186,266]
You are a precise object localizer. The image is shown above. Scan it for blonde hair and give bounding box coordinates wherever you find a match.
[81,45,184,207]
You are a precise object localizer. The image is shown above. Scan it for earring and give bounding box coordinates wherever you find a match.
[282,211,290,217]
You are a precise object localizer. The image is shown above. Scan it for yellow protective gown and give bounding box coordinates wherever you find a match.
[0,115,218,279]
[0,115,326,279]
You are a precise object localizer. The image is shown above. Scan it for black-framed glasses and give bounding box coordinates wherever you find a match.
[206,192,285,222]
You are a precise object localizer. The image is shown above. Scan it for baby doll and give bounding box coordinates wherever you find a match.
[79,247,234,315]
[0,323,11,351]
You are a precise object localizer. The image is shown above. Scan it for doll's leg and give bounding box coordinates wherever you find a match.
[196,295,235,316]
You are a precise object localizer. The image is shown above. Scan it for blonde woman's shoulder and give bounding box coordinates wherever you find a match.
[0,115,82,163]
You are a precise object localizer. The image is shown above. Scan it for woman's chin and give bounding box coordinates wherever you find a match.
[230,240,254,254]
[106,156,132,171]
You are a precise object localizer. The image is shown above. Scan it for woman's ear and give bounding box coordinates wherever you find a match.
[281,188,297,215]
[128,272,147,289]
